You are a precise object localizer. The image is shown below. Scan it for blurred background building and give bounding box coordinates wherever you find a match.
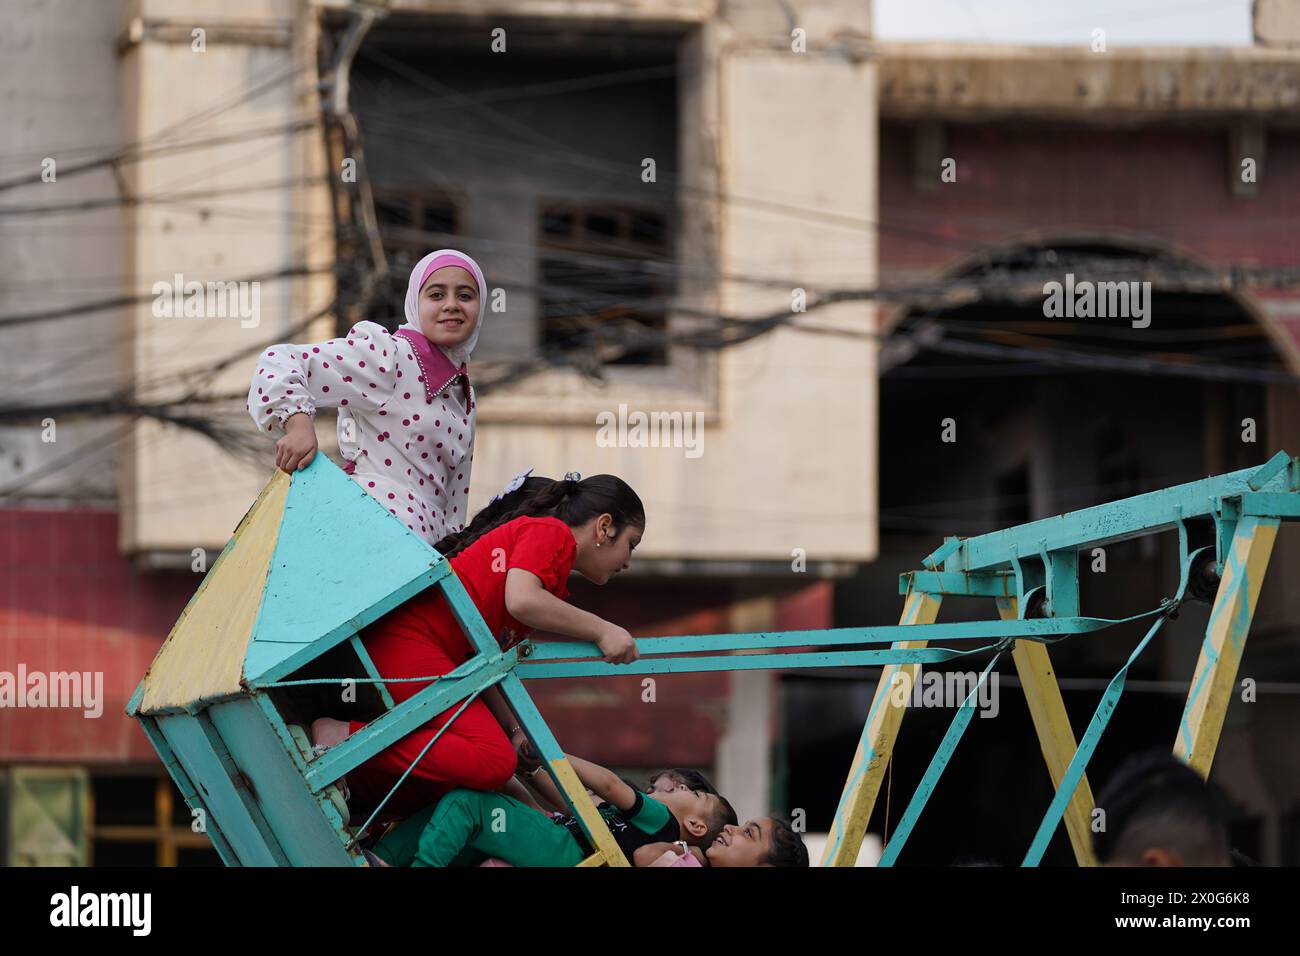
[1,0,1298,865]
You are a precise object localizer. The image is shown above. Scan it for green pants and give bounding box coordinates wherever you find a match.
[373,789,587,867]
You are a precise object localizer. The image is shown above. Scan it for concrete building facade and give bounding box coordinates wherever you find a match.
[4,0,1300,865]
[1,0,872,864]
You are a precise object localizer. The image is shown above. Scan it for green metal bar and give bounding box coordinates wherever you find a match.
[348,687,487,843]
[301,650,518,791]
[1021,614,1166,866]
[877,647,1007,866]
[1247,452,1291,490]
[134,712,241,867]
[1045,550,1081,617]
[520,644,1004,680]
[1238,492,1300,517]
[1213,495,1241,573]
[955,455,1293,572]
[349,634,396,711]
[898,570,1016,597]
[438,568,505,657]
[521,616,1127,664]
[1021,547,1206,865]
[194,711,292,866]
[921,536,963,570]
[496,673,630,866]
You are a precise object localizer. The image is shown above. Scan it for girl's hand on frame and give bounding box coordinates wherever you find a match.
[276,413,318,473]
[513,729,541,770]
[596,625,639,665]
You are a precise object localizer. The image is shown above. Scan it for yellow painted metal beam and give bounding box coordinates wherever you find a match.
[820,589,941,867]
[998,597,1096,867]
[1175,516,1278,776]
[547,758,630,868]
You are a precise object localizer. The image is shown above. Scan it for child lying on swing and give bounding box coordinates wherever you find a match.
[513,766,808,868]
[635,815,810,867]
[637,770,806,867]
[365,751,736,867]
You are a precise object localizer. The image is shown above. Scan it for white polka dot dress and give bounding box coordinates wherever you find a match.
[247,319,475,546]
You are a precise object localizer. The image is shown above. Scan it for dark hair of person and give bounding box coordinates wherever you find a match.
[1092,749,1231,865]
[433,474,645,560]
[649,768,722,796]
[432,476,552,555]
[763,816,810,867]
[702,793,739,847]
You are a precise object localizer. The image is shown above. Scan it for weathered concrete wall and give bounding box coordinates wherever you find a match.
[879,43,1300,121]
[0,0,126,503]
[463,0,879,564]
[1256,0,1300,48]
[118,0,334,555]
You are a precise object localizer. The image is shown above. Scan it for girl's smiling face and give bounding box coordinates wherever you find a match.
[706,818,777,867]
[418,266,479,349]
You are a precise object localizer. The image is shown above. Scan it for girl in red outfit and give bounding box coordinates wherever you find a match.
[311,473,645,823]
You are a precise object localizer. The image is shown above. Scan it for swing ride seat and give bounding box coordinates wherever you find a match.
[125,455,626,867]
[127,451,1300,867]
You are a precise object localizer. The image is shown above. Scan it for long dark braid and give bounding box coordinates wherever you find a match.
[434,474,645,561]
[433,477,553,556]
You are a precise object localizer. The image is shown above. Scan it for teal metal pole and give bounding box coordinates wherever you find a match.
[877,646,1008,866]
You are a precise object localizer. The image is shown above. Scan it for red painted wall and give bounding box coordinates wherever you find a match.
[878,122,1300,344]
[0,509,195,762]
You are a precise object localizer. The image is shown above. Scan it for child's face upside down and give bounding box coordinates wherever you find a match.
[648,774,683,795]
[707,819,778,867]
[418,266,480,351]
[650,788,726,845]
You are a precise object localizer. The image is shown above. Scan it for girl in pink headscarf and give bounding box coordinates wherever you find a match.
[248,250,486,545]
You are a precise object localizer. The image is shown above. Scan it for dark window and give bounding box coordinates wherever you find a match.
[372,189,459,254]
[363,189,460,329]
[90,772,222,868]
[538,203,671,366]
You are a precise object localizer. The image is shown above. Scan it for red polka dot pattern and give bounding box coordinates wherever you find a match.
[246,319,476,546]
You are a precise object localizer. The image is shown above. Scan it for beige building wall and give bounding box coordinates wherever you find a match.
[118,0,334,558]
[0,0,126,503]
[4,0,877,567]
[114,0,879,567]
[466,0,879,565]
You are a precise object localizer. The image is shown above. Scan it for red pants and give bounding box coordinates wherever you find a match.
[345,620,516,822]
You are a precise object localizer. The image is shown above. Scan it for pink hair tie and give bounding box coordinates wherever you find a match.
[419,254,478,292]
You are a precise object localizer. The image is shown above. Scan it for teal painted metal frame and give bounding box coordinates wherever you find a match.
[514,451,1299,866]
[130,452,1299,867]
